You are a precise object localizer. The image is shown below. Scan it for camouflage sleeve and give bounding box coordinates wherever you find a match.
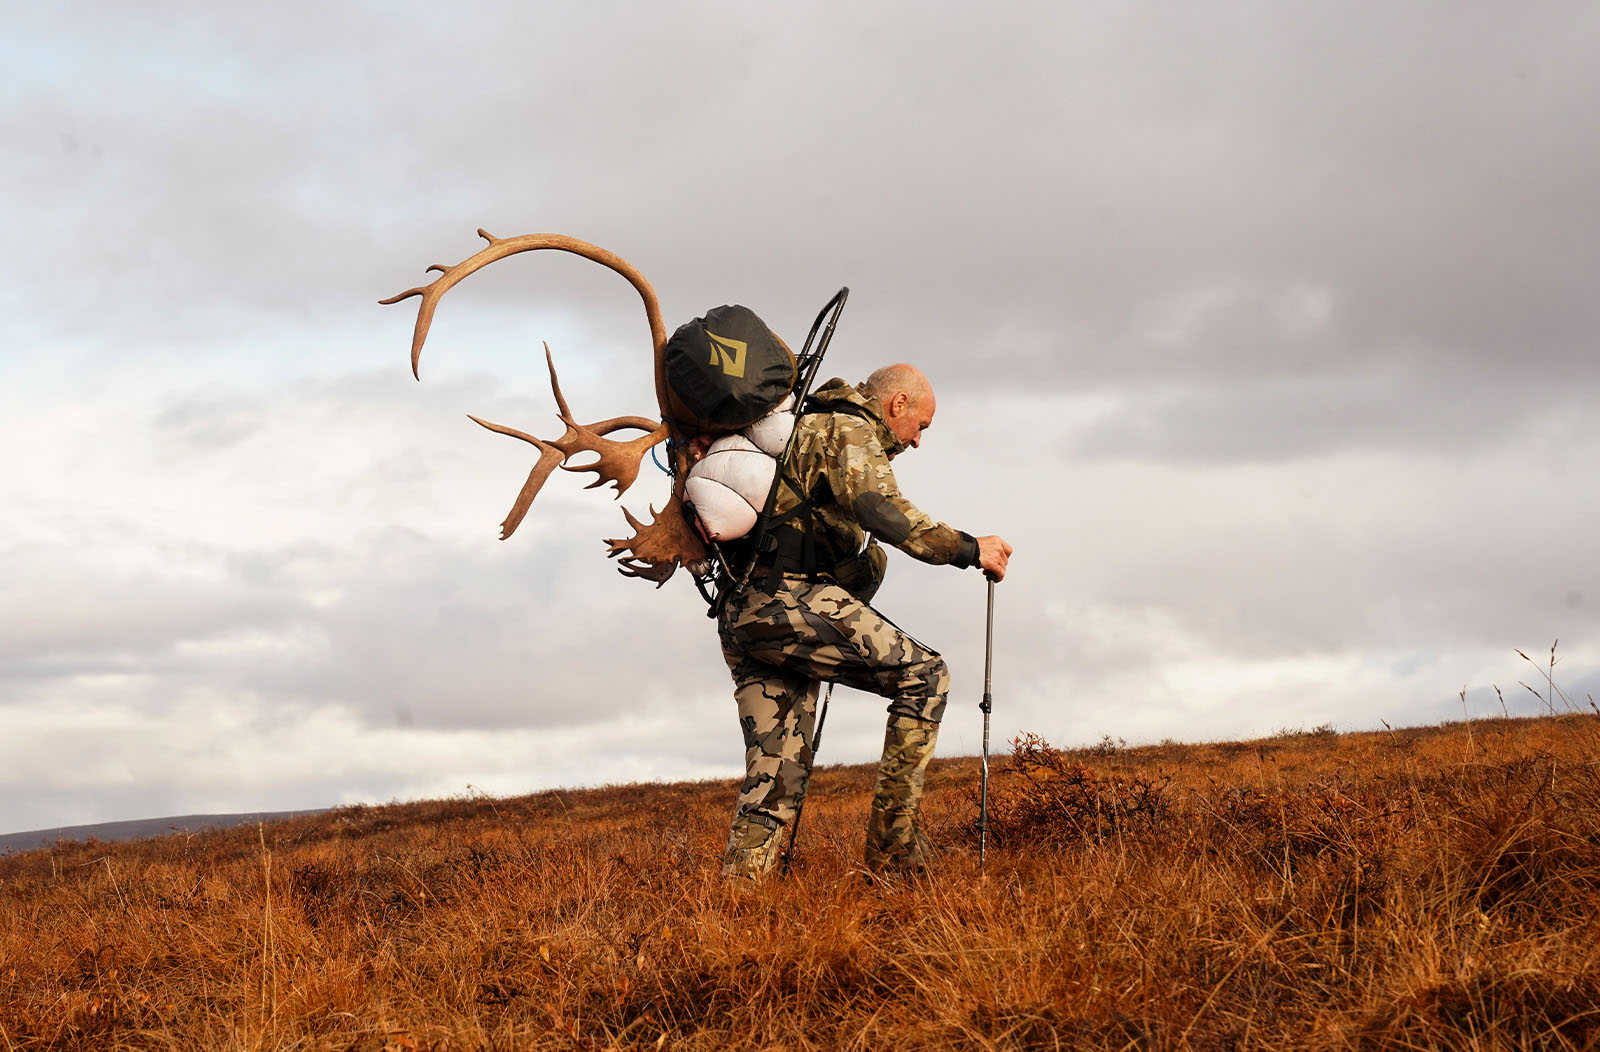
[822,415,980,568]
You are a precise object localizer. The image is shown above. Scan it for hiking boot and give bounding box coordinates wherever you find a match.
[864,716,940,875]
[864,818,936,879]
[722,811,784,879]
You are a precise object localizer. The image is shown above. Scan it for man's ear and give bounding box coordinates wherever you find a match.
[886,390,909,418]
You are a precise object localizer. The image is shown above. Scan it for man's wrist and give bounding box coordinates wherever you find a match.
[953,531,980,569]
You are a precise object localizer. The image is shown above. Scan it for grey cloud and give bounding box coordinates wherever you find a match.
[3,365,727,736]
[886,401,1600,667]
[11,2,1599,415]
[152,393,269,454]
[258,530,721,733]
[1067,365,1576,463]
[0,539,300,671]
[0,519,717,734]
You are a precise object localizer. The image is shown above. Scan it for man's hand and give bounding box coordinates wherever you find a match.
[977,535,1013,581]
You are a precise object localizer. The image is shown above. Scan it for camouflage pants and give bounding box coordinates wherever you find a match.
[717,575,949,876]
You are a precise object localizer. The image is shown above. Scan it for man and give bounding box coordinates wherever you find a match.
[717,363,1013,878]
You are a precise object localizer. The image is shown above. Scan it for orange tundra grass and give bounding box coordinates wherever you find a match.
[2,713,1598,1050]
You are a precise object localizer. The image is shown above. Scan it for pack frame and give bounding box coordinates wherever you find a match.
[688,287,850,615]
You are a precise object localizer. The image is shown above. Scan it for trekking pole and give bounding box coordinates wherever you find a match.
[781,681,834,874]
[978,575,996,870]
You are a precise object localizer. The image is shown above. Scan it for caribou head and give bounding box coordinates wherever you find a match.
[380,230,706,585]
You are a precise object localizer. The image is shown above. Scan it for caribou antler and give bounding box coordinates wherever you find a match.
[465,345,670,539]
[380,230,670,407]
[606,495,707,587]
[382,230,700,582]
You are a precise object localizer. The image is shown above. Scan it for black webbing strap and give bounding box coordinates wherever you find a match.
[752,473,826,592]
[751,397,879,592]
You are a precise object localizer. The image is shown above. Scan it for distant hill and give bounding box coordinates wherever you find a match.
[0,809,325,856]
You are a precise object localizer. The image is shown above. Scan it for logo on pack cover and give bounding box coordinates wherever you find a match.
[705,329,748,379]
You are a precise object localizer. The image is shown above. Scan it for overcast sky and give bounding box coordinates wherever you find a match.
[4,2,1598,835]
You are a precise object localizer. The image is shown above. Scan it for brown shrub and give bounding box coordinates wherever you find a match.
[977,732,1173,849]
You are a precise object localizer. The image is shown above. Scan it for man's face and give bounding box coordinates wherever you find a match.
[885,390,936,457]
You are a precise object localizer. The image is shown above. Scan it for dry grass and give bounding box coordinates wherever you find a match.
[3,712,1599,1051]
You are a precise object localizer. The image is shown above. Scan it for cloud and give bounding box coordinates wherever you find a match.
[5,2,1600,833]
[10,4,1599,398]
[1,367,704,716]
[0,366,748,829]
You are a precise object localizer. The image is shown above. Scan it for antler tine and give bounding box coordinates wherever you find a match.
[604,495,705,587]
[542,342,574,422]
[380,230,668,383]
[466,413,557,451]
[501,456,567,541]
[464,346,668,536]
[613,559,678,586]
[465,415,566,539]
[539,347,669,496]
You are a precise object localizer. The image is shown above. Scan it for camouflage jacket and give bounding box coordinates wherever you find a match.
[762,378,979,592]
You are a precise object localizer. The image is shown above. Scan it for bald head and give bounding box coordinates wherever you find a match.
[865,363,933,408]
[865,363,936,455]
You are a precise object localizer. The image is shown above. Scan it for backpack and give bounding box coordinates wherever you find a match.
[666,291,852,614]
[662,304,801,550]
[662,305,796,434]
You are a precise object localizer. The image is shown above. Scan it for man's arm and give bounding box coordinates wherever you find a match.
[822,416,981,568]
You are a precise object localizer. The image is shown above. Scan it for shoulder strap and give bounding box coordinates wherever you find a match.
[800,395,873,422]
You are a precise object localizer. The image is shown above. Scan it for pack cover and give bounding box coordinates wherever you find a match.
[664,305,796,434]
